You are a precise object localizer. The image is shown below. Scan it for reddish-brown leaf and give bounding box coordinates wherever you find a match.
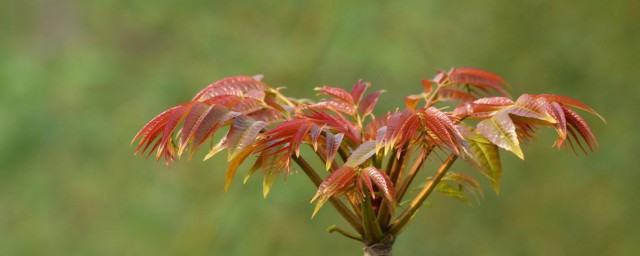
[539,94,605,122]
[562,105,598,153]
[359,90,385,117]
[509,94,556,124]
[351,80,369,104]
[225,116,267,160]
[437,88,477,103]
[192,75,268,101]
[308,100,357,116]
[315,86,355,105]
[325,132,344,170]
[453,97,514,119]
[447,67,510,96]
[405,94,424,110]
[360,166,396,212]
[190,105,239,158]
[311,166,357,217]
[547,102,567,148]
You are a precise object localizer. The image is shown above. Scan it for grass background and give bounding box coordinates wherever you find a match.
[1,0,638,255]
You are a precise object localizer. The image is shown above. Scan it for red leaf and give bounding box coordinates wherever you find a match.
[178,102,210,154]
[453,97,514,119]
[350,80,369,104]
[447,67,510,96]
[437,88,477,102]
[225,116,267,160]
[539,94,605,122]
[360,166,396,211]
[193,75,268,101]
[405,94,423,110]
[359,90,385,117]
[509,94,556,123]
[308,100,357,116]
[562,105,598,153]
[311,167,357,217]
[315,86,354,105]
[325,132,344,170]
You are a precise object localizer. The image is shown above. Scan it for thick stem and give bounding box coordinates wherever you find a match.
[292,156,364,235]
[363,234,395,256]
[388,154,458,235]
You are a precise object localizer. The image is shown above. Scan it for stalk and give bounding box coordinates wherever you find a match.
[388,154,457,235]
[292,155,364,235]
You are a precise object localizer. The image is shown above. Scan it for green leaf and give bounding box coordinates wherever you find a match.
[477,109,524,159]
[344,141,378,167]
[466,133,503,194]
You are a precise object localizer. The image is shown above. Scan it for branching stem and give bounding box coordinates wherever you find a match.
[388,154,458,235]
[292,155,364,235]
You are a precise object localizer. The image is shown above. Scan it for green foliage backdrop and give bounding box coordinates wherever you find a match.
[1,0,637,255]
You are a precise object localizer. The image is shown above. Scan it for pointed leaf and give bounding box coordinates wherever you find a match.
[325,132,344,170]
[311,167,356,217]
[226,116,267,160]
[466,134,502,194]
[359,90,385,117]
[344,141,378,167]
[361,166,396,211]
[539,94,605,122]
[509,94,556,124]
[351,80,369,104]
[477,110,524,159]
[315,86,354,105]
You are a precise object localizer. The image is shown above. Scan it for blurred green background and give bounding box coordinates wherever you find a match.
[2,0,638,255]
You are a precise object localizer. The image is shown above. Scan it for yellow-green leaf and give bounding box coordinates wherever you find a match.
[477,110,524,159]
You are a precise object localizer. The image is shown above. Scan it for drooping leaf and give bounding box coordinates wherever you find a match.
[192,75,268,101]
[178,102,210,155]
[225,143,259,191]
[311,167,357,217]
[447,67,510,96]
[190,106,240,159]
[299,109,361,144]
[562,105,598,153]
[466,133,502,194]
[539,94,605,122]
[509,94,556,124]
[325,132,344,170]
[453,97,514,119]
[225,116,267,160]
[437,88,477,103]
[477,109,524,159]
[360,166,396,212]
[547,102,567,148]
[344,141,378,167]
[438,172,483,203]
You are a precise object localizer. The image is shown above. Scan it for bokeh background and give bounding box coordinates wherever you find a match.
[2,0,638,255]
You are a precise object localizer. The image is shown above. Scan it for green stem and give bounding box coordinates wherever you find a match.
[292,155,364,235]
[395,146,432,201]
[376,148,407,227]
[362,190,384,242]
[327,225,362,242]
[388,154,458,235]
